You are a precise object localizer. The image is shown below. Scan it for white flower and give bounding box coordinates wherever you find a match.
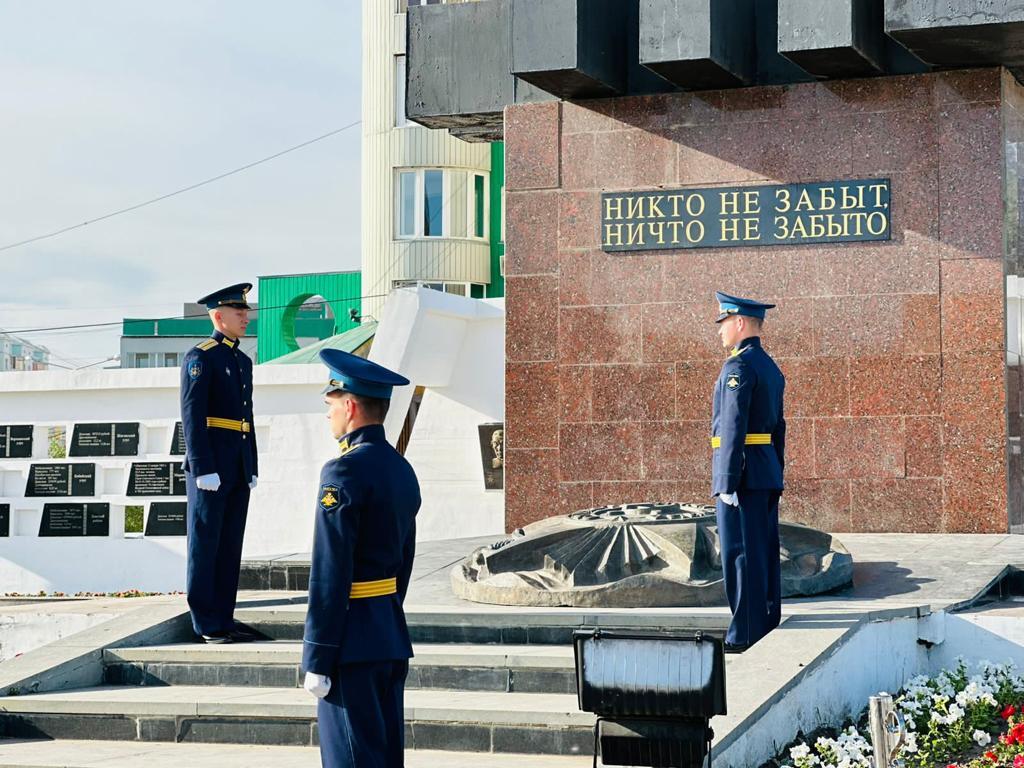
[904,716,916,731]
[974,729,992,747]
[948,703,965,720]
[790,744,810,760]
[902,733,918,754]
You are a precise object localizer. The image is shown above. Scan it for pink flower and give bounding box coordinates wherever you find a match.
[1013,754,1024,768]
[986,752,999,763]
[1005,704,1019,719]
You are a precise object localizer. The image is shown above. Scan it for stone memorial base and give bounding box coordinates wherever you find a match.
[452,503,853,607]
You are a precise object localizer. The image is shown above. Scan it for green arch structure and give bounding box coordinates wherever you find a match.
[256,271,362,363]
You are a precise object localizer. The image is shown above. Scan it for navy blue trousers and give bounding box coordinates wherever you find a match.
[185,473,249,636]
[715,490,782,647]
[318,660,408,768]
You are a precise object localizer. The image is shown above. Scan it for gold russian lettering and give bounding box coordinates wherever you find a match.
[869,183,888,209]
[666,220,685,243]
[790,216,809,239]
[626,197,645,220]
[743,217,760,241]
[686,193,706,217]
[774,216,790,239]
[775,188,792,213]
[841,185,864,210]
[604,196,623,221]
[604,223,623,246]
[794,189,814,212]
[720,191,740,215]
[827,214,846,238]
[647,221,665,245]
[667,194,686,218]
[743,190,761,215]
[686,220,705,244]
[866,211,887,235]
[721,218,740,242]
[819,187,836,211]
[846,212,864,236]
[647,195,665,219]
[627,223,645,245]
[808,214,825,239]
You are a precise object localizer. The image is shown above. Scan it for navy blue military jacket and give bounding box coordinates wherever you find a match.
[302,424,420,675]
[711,336,786,496]
[179,331,257,481]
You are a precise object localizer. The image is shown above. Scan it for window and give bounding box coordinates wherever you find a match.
[398,171,417,236]
[163,352,178,368]
[424,170,443,237]
[395,56,408,128]
[395,168,489,240]
[398,0,444,11]
[473,173,486,239]
[392,280,480,297]
[134,353,151,368]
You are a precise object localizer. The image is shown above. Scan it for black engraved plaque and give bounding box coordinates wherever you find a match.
[170,422,186,455]
[26,463,96,497]
[145,501,187,536]
[0,425,32,458]
[39,503,109,537]
[70,423,140,457]
[128,462,186,496]
[0,504,8,537]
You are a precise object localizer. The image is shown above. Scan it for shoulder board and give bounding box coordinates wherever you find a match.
[195,339,218,351]
[338,440,366,458]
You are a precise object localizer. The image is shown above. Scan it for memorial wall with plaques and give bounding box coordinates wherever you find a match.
[0,419,189,538]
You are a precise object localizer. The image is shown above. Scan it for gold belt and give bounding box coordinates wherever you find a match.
[350,577,397,599]
[710,433,772,448]
[206,417,251,433]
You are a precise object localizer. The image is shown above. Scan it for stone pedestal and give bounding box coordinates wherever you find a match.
[504,69,1023,534]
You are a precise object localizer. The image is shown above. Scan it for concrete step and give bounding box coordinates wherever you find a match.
[236,604,732,645]
[0,685,595,756]
[0,739,592,767]
[103,641,577,694]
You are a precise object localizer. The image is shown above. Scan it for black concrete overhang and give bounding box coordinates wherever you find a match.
[405,0,1024,142]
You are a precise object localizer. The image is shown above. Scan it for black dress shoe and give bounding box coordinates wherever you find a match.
[723,642,749,654]
[228,624,262,643]
[198,631,233,644]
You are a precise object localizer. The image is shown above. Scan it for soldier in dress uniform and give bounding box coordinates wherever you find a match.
[302,348,420,768]
[179,283,258,644]
[711,291,786,653]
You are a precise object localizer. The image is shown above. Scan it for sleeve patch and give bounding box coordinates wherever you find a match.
[319,484,341,512]
[726,373,741,390]
[188,360,203,380]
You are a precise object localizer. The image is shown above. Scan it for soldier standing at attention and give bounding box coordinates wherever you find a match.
[180,283,258,644]
[302,349,420,768]
[711,291,786,653]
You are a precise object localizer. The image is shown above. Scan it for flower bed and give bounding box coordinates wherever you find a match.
[774,659,1024,768]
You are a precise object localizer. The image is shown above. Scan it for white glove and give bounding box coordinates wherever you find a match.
[249,476,258,490]
[304,671,331,699]
[719,492,739,507]
[196,473,221,492]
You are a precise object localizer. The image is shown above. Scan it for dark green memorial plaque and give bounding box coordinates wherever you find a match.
[0,504,8,537]
[26,463,96,497]
[170,423,186,456]
[145,502,187,536]
[39,503,109,537]
[70,423,140,457]
[128,462,187,496]
[0,425,33,458]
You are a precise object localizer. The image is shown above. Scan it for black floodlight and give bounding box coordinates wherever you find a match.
[573,629,726,768]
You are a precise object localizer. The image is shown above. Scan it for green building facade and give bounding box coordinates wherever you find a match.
[486,141,505,299]
[256,271,362,363]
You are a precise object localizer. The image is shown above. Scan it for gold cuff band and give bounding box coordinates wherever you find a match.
[206,417,251,433]
[350,577,397,599]
[710,433,772,448]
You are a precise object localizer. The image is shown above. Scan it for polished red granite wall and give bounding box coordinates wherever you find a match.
[504,69,1013,534]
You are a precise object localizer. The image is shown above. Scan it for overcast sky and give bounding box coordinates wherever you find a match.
[0,0,362,367]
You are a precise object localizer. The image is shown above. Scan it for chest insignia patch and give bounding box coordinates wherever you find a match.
[225,367,232,377]
[319,484,341,512]
[726,374,740,390]
[188,361,202,380]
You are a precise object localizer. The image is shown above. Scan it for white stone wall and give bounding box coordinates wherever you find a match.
[0,288,506,591]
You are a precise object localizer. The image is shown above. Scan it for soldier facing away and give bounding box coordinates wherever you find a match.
[179,282,259,644]
[302,348,420,768]
[711,291,786,653]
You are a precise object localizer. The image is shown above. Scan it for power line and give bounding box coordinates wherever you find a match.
[0,121,361,254]
[4,291,391,335]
